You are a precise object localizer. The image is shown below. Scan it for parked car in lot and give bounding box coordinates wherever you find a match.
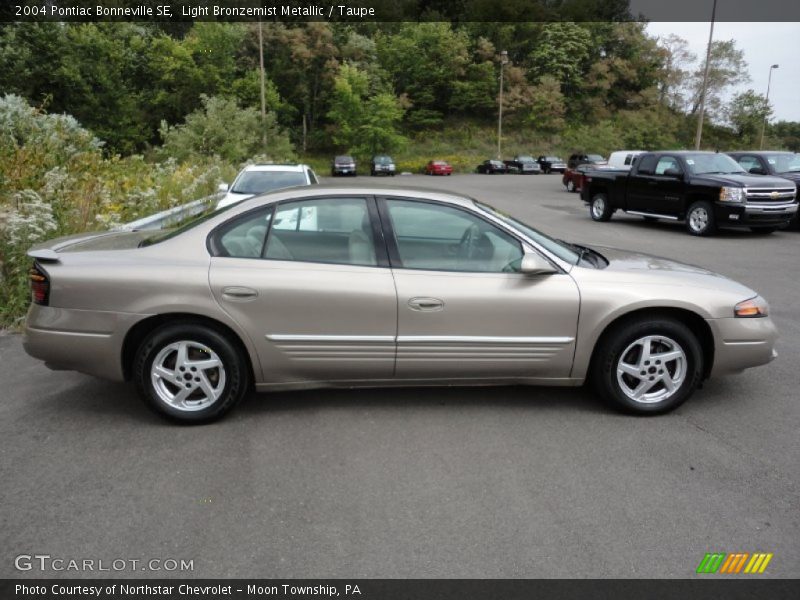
[562,164,601,193]
[425,160,453,175]
[728,151,800,229]
[476,159,509,174]
[24,185,778,422]
[537,156,567,174]
[370,155,396,176]
[504,155,542,174]
[580,151,798,235]
[568,153,607,169]
[331,155,357,176]
[216,164,318,209]
[607,150,645,171]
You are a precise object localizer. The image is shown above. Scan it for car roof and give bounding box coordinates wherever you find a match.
[727,150,797,155]
[227,184,475,213]
[240,164,308,172]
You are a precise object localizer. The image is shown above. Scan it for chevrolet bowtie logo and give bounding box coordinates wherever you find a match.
[770,191,779,199]
[696,552,773,574]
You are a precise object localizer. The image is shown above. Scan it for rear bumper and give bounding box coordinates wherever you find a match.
[22,304,145,381]
[714,201,797,227]
[706,316,778,377]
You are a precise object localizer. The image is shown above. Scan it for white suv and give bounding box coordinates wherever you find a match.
[217,164,318,208]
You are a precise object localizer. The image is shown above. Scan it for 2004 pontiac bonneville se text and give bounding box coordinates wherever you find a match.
[23,186,778,423]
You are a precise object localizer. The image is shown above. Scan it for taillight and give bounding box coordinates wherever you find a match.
[29,262,50,306]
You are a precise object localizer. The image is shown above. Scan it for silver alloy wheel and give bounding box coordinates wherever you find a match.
[151,341,226,411]
[616,335,687,404]
[688,206,709,233]
[591,196,606,218]
[567,180,575,192]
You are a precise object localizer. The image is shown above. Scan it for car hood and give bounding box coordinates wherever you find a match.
[690,173,792,188]
[775,171,800,183]
[586,245,757,297]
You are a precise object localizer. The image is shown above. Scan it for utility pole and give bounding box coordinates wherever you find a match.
[258,19,267,151]
[759,64,779,150]
[497,50,508,160]
[694,0,717,150]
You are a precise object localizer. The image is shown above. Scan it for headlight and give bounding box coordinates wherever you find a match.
[734,295,769,318]
[720,187,746,203]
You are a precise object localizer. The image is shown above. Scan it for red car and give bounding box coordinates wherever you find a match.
[563,164,616,193]
[425,160,453,176]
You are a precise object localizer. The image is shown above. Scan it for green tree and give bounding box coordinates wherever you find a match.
[726,90,772,142]
[326,64,406,156]
[687,40,750,120]
[160,95,293,163]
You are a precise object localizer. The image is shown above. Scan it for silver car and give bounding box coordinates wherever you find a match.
[24,186,777,423]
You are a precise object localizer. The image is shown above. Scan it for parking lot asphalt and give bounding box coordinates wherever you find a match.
[2,173,798,579]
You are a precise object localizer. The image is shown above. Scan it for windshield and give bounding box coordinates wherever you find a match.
[474,201,580,265]
[335,156,354,164]
[766,153,800,173]
[587,154,605,162]
[517,156,535,162]
[684,153,746,175]
[374,156,393,164]
[231,171,308,194]
[547,157,562,162]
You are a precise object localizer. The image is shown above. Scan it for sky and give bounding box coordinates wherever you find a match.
[645,22,800,123]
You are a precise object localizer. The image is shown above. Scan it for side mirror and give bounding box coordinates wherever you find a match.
[663,168,683,179]
[218,182,229,192]
[519,252,557,275]
[749,167,767,175]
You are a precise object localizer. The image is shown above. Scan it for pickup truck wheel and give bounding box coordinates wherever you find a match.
[589,194,613,221]
[134,323,250,424]
[566,180,576,192]
[686,201,717,236]
[591,317,703,415]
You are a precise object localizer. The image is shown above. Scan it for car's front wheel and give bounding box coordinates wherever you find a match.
[591,317,703,414]
[686,201,717,236]
[134,322,250,423]
[589,193,613,221]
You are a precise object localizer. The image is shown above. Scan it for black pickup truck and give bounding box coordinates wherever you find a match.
[727,151,800,229]
[580,151,798,235]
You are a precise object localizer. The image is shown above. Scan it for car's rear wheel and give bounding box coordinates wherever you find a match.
[589,193,613,221]
[566,179,576,192]
[686,201,717,236]
[591,317,703,414]
[134,323,249,423]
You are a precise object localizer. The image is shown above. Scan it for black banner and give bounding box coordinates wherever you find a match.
[3,579,800,600]
[2,0,800,23]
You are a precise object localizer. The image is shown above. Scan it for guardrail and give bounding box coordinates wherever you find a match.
[114,192,222,231]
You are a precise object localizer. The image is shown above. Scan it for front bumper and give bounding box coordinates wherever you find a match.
[22,304,144,381]
[706,316,778,377]
[714,201,798,227]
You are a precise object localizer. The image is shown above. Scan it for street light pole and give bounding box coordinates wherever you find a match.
[694,0,717,150]
[497,50,508,160]
[759,64,779,150]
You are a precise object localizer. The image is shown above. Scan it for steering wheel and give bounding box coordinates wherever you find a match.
[457,224,482,260]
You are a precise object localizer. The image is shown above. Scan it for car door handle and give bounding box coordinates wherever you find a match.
[222,286,258,300]
[408,297,444,312]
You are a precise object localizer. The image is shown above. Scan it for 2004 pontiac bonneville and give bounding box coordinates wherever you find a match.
[24,186,777,423]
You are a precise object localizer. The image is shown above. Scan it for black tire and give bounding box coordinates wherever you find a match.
[589,193,613,221]
[749,227,777,234]
[685,200,717,236]
[591,317,703,415]
[134,322,250,424]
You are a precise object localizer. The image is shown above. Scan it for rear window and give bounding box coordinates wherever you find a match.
[231,171,308,194]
